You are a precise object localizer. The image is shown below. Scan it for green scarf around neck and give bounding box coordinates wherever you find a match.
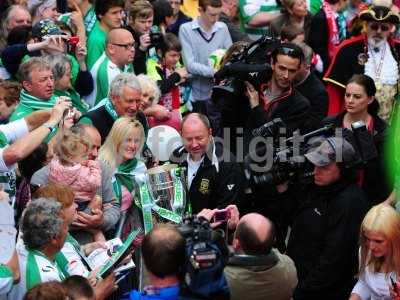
[19,89,56,109]
[112,158,147,203]
[54,89,89,113]
[104,98,119,120]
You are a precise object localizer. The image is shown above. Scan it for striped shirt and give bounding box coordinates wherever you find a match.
[85,53,134,107]
[239,0,280,40]
[7,250,65,300]
[0,119,29,205]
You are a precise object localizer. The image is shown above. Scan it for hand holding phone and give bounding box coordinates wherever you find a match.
[212,209,231,223]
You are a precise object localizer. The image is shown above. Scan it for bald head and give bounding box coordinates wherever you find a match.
[107,28,134,45]
[84,125,101,160]
[234,213,275,255]
[106,28,135,66]
[181,113,212,161]
[181,113,211,131]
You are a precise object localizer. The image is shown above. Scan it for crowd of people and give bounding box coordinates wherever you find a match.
[0,0,400,299]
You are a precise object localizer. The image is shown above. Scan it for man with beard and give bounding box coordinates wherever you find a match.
[324,5,400,121]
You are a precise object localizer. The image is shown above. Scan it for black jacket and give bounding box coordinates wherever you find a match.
[296,71,328,131]
[308,10,330,73]
[244,87,310,151]
[286,175,368,300]
[80,105,148,144]
[323,112,392,205]
[170,141,244,213]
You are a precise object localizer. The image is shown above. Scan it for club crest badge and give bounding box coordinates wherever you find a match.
[199,179,210,195]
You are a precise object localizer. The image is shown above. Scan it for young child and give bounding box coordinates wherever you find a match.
[49,128,105,242]
[146,32,188,112]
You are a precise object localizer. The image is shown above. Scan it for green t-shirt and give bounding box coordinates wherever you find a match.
[310,0,322,15]
[86,21,107,70]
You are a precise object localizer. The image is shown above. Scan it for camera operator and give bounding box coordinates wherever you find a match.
[121,224,185,300]
[244,42,310,148]
[235,43,311,251]
[280,137,369,300]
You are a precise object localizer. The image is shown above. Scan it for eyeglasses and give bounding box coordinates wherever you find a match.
[369,23,390,32]
[112,43,135,50]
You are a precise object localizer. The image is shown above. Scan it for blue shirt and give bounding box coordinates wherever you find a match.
[122,284,180,300]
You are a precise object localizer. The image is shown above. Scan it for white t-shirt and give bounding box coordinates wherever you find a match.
[0,118,29,172]
[187,155,203,189]
[352,267,396,300]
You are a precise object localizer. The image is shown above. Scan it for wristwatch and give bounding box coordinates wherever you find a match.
[42,122,57,133]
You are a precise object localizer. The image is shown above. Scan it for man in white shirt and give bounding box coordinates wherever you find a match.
[0,99,70,202]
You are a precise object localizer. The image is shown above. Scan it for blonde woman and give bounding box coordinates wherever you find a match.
[350,204,400,300]
[98,117,147,237]
[136,74,160,111]
[137,74,183,130]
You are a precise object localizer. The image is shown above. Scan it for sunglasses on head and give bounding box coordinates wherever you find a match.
[275,46,303,60]
[369,23,390,31]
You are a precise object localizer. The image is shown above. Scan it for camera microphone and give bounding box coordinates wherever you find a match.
[252,118,285,137]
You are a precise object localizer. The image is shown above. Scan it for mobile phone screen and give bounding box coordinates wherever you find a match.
[214,210,229,222]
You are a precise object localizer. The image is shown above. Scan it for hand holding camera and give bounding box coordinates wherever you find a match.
[175,67,188,83]
[49,96,72,126]
[245,81,260,109]
[42,34,69,53]
[75,41,87,64]
[139,33,151,52]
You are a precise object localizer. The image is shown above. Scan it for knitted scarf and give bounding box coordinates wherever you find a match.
[104,98,119,120]
[19,89,56,110]
[112,158,147,203]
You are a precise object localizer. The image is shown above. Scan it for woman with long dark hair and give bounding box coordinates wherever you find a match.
[323,74,392,206]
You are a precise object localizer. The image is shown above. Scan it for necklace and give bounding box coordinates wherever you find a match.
[368,43,386,90]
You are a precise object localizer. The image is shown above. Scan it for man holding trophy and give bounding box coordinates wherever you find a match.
[170,113,243,214]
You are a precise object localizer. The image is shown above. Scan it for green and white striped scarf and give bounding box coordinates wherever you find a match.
[84,7,97,35]
[112,158,147,203]
[86,53,134,107]
[26,250,66,290]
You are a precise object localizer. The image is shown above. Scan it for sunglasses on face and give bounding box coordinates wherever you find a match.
[369,23,390,32]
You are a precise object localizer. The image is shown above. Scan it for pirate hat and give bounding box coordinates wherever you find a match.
[359,5,400,24]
